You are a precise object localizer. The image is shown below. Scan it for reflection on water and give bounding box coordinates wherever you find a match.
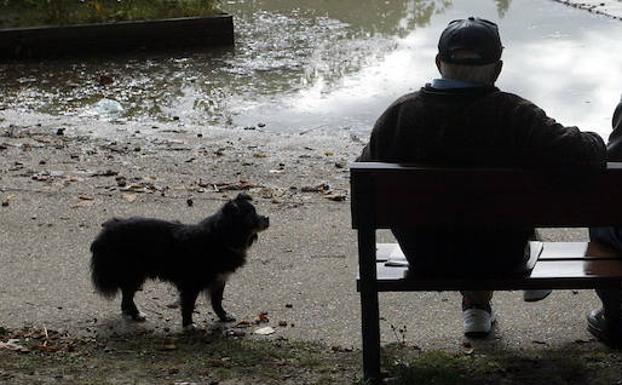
[0,0,620,138]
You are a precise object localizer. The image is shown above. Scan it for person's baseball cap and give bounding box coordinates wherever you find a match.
[438,17,503,65]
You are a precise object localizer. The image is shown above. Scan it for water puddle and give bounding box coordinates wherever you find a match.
[0,0,621,139]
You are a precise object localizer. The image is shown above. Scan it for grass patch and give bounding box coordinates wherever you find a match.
[0,327,362,385]
[0,0,222,29]
[1,327,622,384]
[383,345,622,385]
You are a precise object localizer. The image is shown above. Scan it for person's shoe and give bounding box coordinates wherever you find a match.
[523,289,553,302]
[587,308,622,347]
[463,304,496,338]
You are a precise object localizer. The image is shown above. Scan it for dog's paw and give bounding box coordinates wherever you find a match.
[183,323,199,333]
[122,311,147,322]
[217,313,236,323]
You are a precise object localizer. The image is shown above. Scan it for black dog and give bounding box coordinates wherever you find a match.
[90,193,269,329]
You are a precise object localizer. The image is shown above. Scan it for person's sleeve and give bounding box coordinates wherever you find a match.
[606,100,622,160]
[513,98,606,167]
[357,104,399,162]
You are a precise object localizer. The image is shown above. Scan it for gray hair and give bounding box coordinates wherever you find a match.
[439,61,499,85]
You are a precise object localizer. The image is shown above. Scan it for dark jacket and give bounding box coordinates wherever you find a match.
[358,85,607,274]
[359,85,606,166]
[606,100,622,160]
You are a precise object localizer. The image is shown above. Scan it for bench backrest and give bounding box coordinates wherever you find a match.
[351,162,622,229]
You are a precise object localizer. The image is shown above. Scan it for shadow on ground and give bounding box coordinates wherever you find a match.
[1,326,621,385]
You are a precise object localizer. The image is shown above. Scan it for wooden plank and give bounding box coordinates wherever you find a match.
[531,260,622,279]
[538,241,621,260]
[357,246,622,292]
[359,263,622,291]
[538,242,589,260]
[351,162,622,171]
[377,241,621,262]
[587,241,622,259]
[374,241,542,269]
[351,163,622,229]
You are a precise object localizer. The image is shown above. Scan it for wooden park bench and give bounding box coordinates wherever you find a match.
[351,162,622,383]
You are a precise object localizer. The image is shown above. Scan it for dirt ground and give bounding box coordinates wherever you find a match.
[1,115,622,385]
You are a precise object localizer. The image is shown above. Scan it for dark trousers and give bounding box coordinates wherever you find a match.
[393,227,533,306]
[392,227,533,276]
[589,227,622,303]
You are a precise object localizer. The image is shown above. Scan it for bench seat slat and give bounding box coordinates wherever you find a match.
[539,241,621,260]
[358,242,622,292]
[375,241,622,262]
[531,260,622,278]
[351,163,622,228]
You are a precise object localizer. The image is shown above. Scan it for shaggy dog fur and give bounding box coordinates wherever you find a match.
[90,193,269,328]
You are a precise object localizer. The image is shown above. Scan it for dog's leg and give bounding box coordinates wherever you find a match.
[121,287,146,322]
[180,288,200,330]
[208,276,235,322]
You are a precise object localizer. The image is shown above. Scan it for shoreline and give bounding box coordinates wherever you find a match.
[554,0,622,20]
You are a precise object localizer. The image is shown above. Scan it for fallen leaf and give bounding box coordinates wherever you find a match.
[160,343,178,351]
[1,195,13,207]
[255,312,269,324]
[254,327,275,335]
[98,74,114,86]
[91,170,118,177]
[325,193,347,202]
[72,199,95,208]
[0,340,30,353]
[234,320,252,328]
[461,341,474,355]
[206,180,259,192]
[121,193,137,203]
[301,183,331,193]
[228,329,246,337]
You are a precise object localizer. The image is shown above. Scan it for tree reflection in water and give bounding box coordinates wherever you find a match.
[0,0,515,128]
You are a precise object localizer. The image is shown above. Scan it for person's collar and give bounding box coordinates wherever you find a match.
[430,78,488,90]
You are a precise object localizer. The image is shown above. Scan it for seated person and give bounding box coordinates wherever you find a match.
[588,98,622,346]
[358,17,606,337]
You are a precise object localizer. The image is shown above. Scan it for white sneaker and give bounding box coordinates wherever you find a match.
[523,289,552,302]
[463,307,496,337]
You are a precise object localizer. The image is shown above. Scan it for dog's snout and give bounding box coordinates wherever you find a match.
[261,216,270,228]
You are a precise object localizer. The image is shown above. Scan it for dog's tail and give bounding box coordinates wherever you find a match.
[90,240,120,298]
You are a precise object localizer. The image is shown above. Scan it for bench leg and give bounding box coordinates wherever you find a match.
[361,287,381,383]
[600,287,622,346]
[358,228,381,384]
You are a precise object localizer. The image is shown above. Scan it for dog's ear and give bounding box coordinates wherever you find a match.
[224,199,240,215]
[235,193,252,201]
